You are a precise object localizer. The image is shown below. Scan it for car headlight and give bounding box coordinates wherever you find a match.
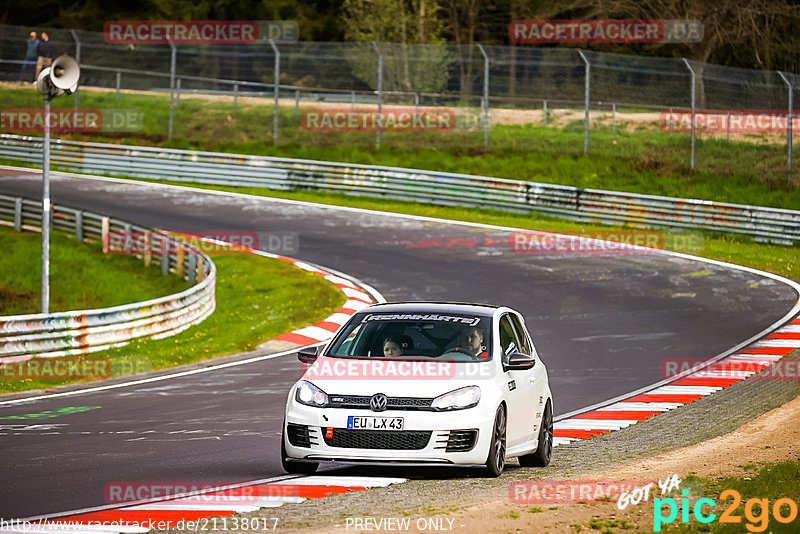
[431,386,481,411]
[295,380,329,408]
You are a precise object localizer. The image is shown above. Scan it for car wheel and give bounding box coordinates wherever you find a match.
[281,429,319,474]
[485,405,506,477]
[519,400,553,467]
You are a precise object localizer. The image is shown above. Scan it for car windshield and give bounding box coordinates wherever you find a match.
[326,312,493,362]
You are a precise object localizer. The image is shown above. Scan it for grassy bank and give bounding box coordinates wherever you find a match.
[0,225,190,315]
[0,228,345,394]
[1,83,797,210]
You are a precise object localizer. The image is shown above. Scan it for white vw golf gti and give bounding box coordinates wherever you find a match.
[282,302,553,476]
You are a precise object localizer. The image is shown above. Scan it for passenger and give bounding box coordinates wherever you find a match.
[382,335,413,357]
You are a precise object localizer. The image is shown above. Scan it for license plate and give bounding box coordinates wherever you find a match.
[347,416,404,431]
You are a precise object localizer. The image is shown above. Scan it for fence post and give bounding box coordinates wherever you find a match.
[612,103,616,132]
[143,230,151,267]
[477,44,490,149]
[115,70,121,100]
[233,83,238,109]
[161,236,169,276]
[269,39,280,144]
[577,50,590,154]
[168,42,176,139]
[295,88,300,115]
[176,77,181,105]
[778,71,793,182]
[682,58,696,169]
[372,42,383,148]
[75,210,83,242]
[543,100,547,126]
[70,30,81,122]
[14,198,22,231]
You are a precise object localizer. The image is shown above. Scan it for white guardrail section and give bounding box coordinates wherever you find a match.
[0,194,216,363]
[2,134,800,243]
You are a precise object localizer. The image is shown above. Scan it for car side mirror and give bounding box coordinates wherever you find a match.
[505,351,536,371]
[297,345,319,364]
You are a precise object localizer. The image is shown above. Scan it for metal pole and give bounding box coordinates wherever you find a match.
[176,77,181,105]
[115,70,121,99]
[682,58,696,169]
[41,94,51,313]
[295,88,300,116]
[578,50,590,154]
[543,100,547,126]
[477,44,490,149]
[70,30,80,121]
[372,42,383,148]
[612,103,616,132]
[778,72,793,182]
[168,43,176,139]
[269,39,280,144]
[233,83,238,109]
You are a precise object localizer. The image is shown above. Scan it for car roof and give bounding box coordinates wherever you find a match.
[361,301,500,318]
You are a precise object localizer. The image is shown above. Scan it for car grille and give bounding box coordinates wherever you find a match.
[287,423,318,448]
[327,395,434,411]
[322,429,432,450]
[438,429,478,452]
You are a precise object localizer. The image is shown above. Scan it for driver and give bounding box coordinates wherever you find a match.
[456,326,488,359]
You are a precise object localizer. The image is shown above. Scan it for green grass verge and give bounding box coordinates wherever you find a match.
[655,460,800,533]
[0,224,190,315]
[0,228,345,394]
[1,84,798,210]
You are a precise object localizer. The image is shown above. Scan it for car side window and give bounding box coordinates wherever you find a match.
[499,315,520,364]
[509,314,532,355]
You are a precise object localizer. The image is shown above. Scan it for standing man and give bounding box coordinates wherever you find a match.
[35,32,54,82]
[18,31,38,83]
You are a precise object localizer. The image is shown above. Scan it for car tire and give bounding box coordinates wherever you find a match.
[484,405,507,477]
[519,400,553,467]
[281,429,319,474]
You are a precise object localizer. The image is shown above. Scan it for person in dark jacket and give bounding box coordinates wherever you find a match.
[17,31,39,82]
[35,32,54,81]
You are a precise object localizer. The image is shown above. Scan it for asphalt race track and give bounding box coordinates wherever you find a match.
[1,168,797,519]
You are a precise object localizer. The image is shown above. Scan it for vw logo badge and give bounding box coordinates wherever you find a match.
[369,393,388,412]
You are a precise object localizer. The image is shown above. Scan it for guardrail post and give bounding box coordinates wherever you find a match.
[578,50,590,154]
[70,30,81,122]
[543,100,547,127]
[682,58,696,169]
[269,39,280,144]
[161,236,169,276]
[373,42,383,148]
[233,83,239,109]
[75,210,83,242]
[477,44,490,150]
[168,42,177,139]
[176,77,181,106]
[115,70,121,100]
[778,71,793,182]
[143,230,151,266]
[14,198,22,231]
[188,254,197,282]
[176,244,184,277]
[123,223,132,255]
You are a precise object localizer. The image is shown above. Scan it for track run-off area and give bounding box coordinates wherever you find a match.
[1,166,799,526]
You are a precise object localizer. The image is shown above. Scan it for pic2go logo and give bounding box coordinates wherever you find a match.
[654,489,799,532]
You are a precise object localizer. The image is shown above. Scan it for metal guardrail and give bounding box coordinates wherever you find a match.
[0,193,216,362]
[1,134,799,244]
